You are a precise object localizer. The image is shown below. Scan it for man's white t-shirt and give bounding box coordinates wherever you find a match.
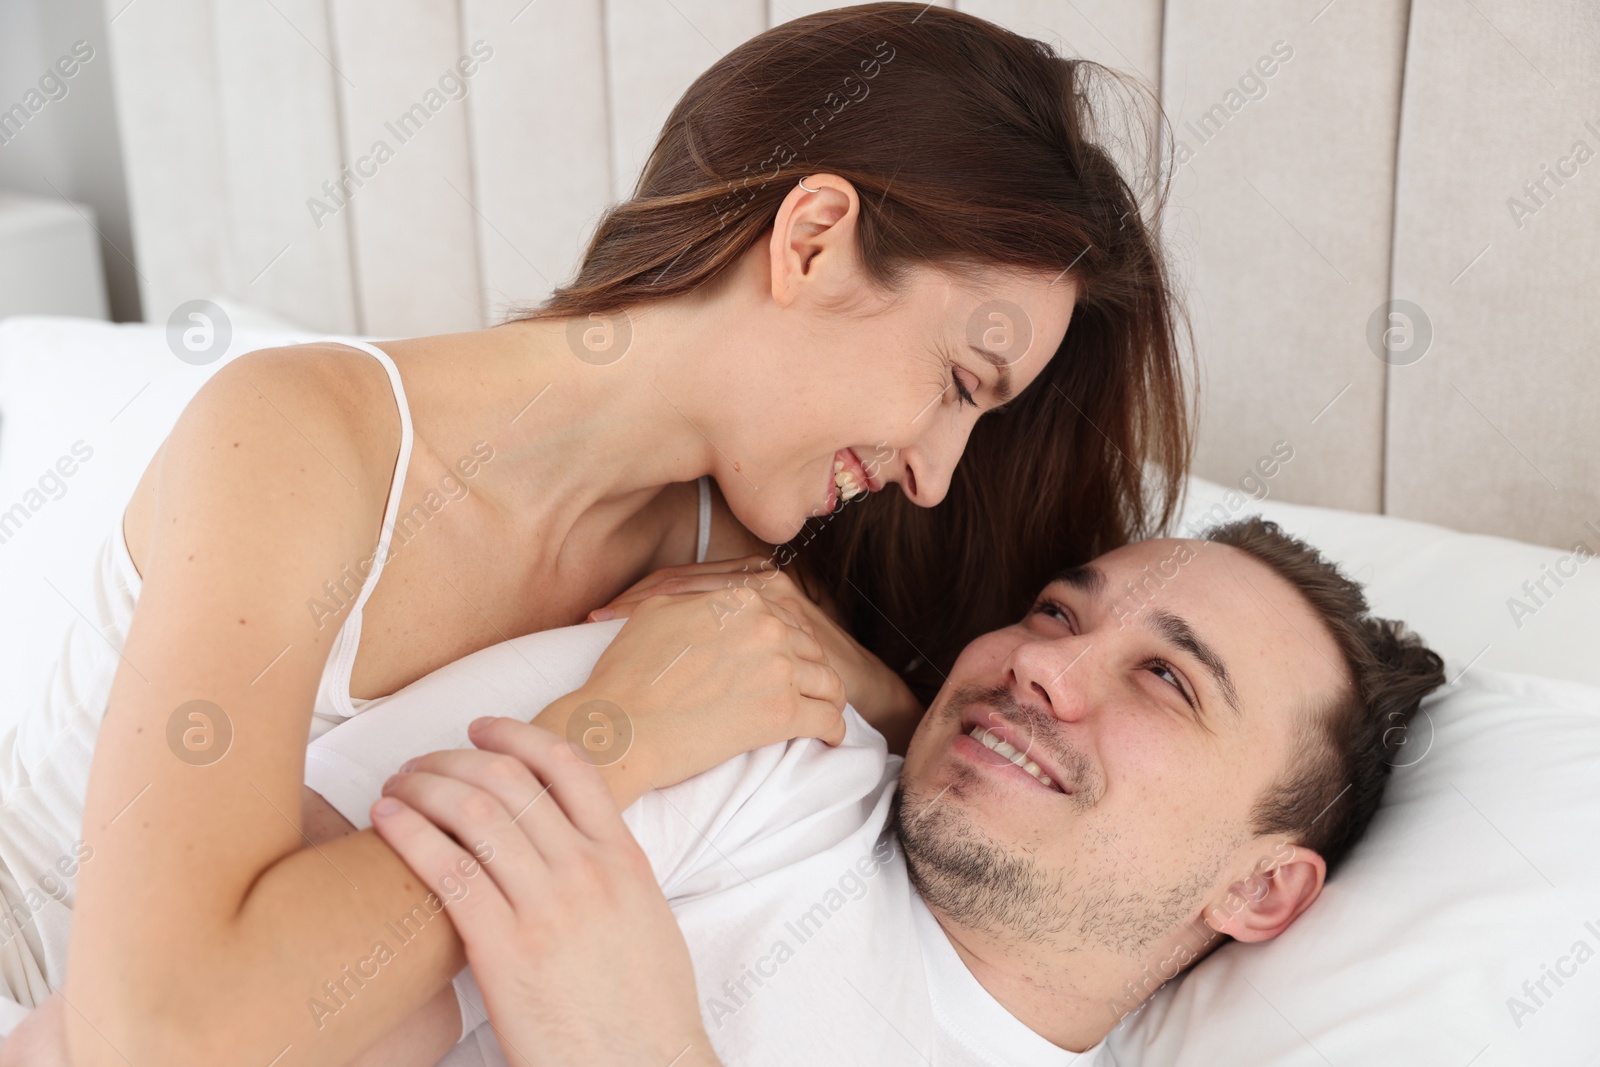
[304,620,1105,1067]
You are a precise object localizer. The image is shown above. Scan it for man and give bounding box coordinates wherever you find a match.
[314,514,1444,1066]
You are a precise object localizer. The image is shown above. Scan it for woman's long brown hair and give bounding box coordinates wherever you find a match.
[506,3,1194,704]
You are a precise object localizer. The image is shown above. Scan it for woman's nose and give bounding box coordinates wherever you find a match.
[898,424,974,507]
[897,451,944,506]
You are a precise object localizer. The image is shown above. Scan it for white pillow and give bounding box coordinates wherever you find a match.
[1108,668,1600,1065]
[1104,478,1600,1064]
[1170,476,1600,690]
[0,308,354,736]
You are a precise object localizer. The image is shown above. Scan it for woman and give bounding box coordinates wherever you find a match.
[27,4,1186,1065]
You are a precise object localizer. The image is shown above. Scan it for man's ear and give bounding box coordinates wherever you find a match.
[768,173,859,307]
[1203,842,1326,944]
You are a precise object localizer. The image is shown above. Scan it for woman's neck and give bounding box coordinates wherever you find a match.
[465,307,720,559]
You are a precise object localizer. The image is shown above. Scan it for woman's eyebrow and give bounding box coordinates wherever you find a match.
[967,343,1015,403]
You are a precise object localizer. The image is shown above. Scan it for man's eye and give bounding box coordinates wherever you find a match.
[1031,599,1072,628]
[1147,660,1195,707]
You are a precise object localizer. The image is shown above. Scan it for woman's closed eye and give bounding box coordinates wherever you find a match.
[950,365,979,407]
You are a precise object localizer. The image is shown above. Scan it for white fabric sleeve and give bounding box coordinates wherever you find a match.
[622,712,895,899]
[451,966,487,1043]
[304,620,624,829]
[303,614,892,891]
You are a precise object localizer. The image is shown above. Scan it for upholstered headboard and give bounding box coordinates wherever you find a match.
[102,0,1599,549]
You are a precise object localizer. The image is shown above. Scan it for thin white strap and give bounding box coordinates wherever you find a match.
[695,475,712,564]
[318,338,414,716]
[345,340,415,595]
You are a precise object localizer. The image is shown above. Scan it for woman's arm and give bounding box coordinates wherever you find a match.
[67,344,848,1066]
[67,350,470,1067]
[298,791,466,1067]
[371,719,725,1067]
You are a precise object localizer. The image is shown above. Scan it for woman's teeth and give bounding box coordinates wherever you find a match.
[968,726,1056,790]
[834,457,864,501]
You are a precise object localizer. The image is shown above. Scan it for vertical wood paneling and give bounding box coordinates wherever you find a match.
[212,0,357,334]
[605,0,767,205]
[328,0,483,335]
[1385,0,1600,547]
[1159,0,1407,513]
[460,0,612,322]
[102,0,230,326]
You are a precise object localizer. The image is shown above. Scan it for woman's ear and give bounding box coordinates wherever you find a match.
[1203,843,1327,944]
[768,173,859,308]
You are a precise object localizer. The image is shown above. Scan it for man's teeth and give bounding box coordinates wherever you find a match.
[833,457,863,501]
[968,726,1056,790]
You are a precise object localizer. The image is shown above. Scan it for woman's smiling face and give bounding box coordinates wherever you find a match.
[695,174,1078,545]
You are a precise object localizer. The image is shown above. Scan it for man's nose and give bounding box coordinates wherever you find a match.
[1008,635,1096,723]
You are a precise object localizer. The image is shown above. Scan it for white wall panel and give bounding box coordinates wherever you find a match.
[104,0,359,334]
[1385,0,1600,548]
[213,0,357,334]
[329,0,483,335]
[1161,0,1407,513]
[102,0,231,327]
[461,0,612,322]
[605,0,767,205]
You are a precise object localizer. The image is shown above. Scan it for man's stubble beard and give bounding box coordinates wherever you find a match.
[892,683,1223,957]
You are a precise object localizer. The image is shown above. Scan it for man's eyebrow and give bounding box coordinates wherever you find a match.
[967,343,1015,405]
[1047,562,1106,600]
[1144,608,1241,719]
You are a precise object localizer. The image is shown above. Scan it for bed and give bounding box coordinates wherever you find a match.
[0,310,1595,1062]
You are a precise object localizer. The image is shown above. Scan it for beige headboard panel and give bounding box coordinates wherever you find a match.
[1160,0,1408,516]
[1386,0,1600,550]
[103,0,1598,548]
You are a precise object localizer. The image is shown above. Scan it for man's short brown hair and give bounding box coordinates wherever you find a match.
[1204,517,1446,876]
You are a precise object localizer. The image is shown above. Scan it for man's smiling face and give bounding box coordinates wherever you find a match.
[896,536,1347,965]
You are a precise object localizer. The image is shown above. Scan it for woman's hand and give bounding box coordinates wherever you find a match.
[370,717,723,1067]
[588,557,923,753]
[544,584,848,807]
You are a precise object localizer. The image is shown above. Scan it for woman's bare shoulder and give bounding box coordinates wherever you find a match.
[123,343,403,577]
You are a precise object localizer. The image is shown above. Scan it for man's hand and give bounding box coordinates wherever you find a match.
[370,717,723,1067]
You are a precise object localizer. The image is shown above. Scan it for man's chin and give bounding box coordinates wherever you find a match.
[890,780,1062,938]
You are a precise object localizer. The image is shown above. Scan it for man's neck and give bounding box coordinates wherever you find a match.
[923,900,1223,1053]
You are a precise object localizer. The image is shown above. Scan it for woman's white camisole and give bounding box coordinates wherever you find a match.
[0,338,712,1029]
